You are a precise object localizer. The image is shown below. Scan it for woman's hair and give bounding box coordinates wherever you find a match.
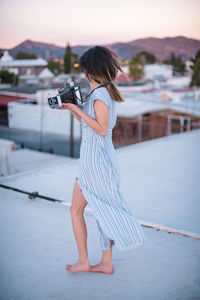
[79,46,125,103]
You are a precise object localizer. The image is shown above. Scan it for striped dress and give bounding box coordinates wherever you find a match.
[76,86,147,251]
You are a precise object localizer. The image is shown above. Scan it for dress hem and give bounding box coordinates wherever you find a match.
[103,237,147,252]
[76,176,147,252]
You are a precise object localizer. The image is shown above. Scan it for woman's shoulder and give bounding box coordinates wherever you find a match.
[92,86,109,96]
[91,86,111,107]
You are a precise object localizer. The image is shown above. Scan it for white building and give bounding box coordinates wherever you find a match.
[144,64,173,81]
[0,50,54,85]
[0,50,48,75]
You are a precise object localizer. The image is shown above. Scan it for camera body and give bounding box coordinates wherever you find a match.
[47,81,82,109]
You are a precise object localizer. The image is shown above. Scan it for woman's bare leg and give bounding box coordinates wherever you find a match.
[90,240,114,274]
[66,178,90,272]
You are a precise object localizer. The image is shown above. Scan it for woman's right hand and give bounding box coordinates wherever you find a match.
[56,89,69,109]
[56,106,68,110]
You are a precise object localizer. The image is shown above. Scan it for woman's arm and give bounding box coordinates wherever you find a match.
[57,100,109,136]
[80,99,109,136]
[71,111,81,122]
[56,105,81,122]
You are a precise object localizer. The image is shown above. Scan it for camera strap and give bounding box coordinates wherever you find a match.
[81,81,113,103]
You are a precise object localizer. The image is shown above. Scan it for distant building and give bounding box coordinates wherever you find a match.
[144,64,173,81]
[115,72,133,85]
[115,66,147,86]
[0,50,54,85]
[113,108,200,147]
[185,60,193,74]
[115,64,173,86]
[0,91,32,126]
[53,58,64,67]
[0,50,48,76]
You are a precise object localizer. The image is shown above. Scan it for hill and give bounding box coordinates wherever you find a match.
[3,35,200,62]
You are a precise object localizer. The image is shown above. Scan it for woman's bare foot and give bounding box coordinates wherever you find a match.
[90,261,114,274]
[65,260,91,273]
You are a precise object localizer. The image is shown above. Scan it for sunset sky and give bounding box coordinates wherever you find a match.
[1,0,200,49]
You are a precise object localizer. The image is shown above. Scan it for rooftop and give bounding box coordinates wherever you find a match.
[0,51,48,67]
[0,129,200,299]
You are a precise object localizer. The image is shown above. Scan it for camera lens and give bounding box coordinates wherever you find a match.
[49,97,57,105]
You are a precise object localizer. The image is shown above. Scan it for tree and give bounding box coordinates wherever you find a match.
[137,51,156,64]
[16,52,37,59]
[63,42,72,74]
[163,52,176,65]
[173,57,186,75]
[190,49,200,87]
[63,42,80,74]
[0,70,19,85]
[163,51,186,75]
[189,50,200,72]
[47,60,61,75]
[128,56,144,81]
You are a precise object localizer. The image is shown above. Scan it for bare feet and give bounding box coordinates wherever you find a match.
[90,261,114,274]
[65,260,91,273]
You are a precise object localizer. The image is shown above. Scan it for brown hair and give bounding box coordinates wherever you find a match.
[79,46,125,103]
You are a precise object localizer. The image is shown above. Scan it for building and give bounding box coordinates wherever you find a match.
[112,108,200,147]
[0,50,54,85]
[0,50,48,76]
[143,64,173,81]
[0,91,33,126]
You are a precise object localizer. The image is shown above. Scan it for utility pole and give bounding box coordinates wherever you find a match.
[70,55,75,158]
[70,98,74,157]
[69,52,80,158]
[39,92,45,151]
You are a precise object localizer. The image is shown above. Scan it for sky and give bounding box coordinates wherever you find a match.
[1,0,200,49]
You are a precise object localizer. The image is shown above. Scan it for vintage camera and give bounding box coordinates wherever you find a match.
[47,81,83,109]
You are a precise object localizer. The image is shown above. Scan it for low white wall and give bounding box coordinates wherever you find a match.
[8,101,82,140]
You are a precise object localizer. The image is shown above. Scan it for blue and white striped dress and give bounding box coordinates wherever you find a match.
[76,86,147,251]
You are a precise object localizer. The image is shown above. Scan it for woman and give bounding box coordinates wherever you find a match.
[57,46,146,274]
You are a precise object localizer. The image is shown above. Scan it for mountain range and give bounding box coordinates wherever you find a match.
[2,35,200,62]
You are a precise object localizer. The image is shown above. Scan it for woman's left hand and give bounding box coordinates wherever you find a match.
[57,103,80,114]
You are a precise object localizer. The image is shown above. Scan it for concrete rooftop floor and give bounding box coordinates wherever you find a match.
[0,188,200,300]
[0,129,200,299]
